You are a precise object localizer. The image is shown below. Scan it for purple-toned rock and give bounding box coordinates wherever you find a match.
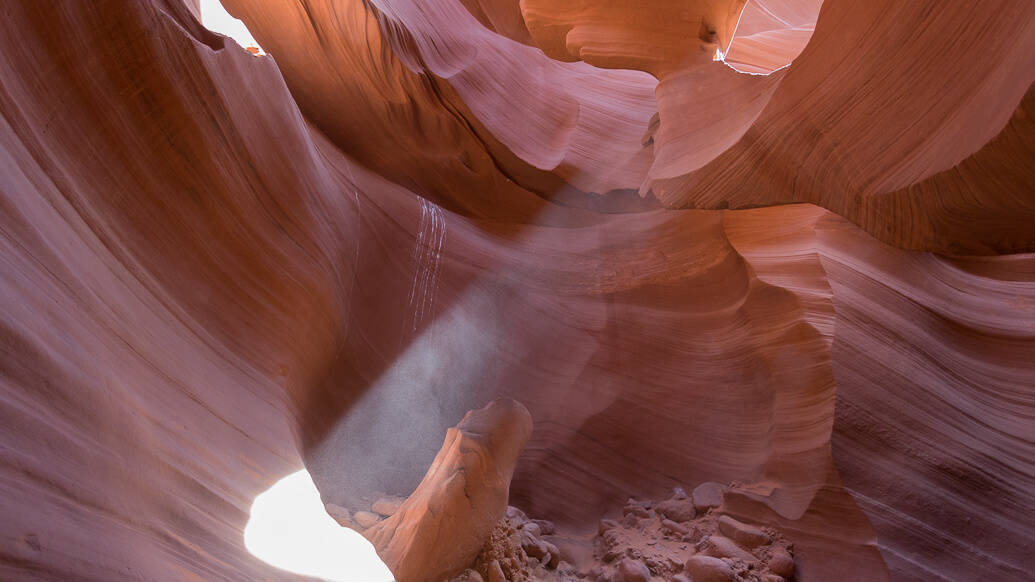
[531,519,556,535]
[691,482,726,512]
[487,560,506,582]
[705,535,758,564]
[661,518,689,535]
[684,555,735,582]
[353,510,381,529]
[617,558,651,582]
[717,515,770,548]
[656,497,696,522]
[371,496,406,517]
[505,506,528,523]
[768,547,795,577]
[522,521,542,537]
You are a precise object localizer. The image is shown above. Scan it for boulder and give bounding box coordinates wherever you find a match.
[691,482,726,512]
[617,558,651,582]
[684,555,735,582]
[661,519,689,535]
[371,496,406,517]
[505,506,528,523]
[353,511,381,528]
[521,521,542,537]
[717,515,770,548]
[704,535,758,564]
[324,503,353,527]
[487,560,506,582]
[768,547,795,578]
[364,400,533,582]
[531,519,556,535]
[655,498,696,522]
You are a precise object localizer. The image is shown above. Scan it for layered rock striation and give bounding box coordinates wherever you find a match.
[0,1,1032,581]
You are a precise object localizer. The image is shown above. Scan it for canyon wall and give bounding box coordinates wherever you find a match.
[1,0,1032,580]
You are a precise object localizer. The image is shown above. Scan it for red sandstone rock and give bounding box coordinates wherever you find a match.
[364,400,532,581]
[685,555,736,582]
[617,558,651,582]
[717,515,770,548]
[0,1,1032,581]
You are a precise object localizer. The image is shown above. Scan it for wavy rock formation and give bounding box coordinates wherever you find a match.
[0,0,1032,581]
[365,400,532,582]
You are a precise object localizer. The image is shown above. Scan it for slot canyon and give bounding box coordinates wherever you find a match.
[1,0,1033,581]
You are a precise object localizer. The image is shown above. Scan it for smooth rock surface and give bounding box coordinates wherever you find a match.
[617,558,651,582]
[684,555,735,582]
[0,2,1032,581]
[692,482,728,512]
[717,515,770,548]
[365,400,533,581]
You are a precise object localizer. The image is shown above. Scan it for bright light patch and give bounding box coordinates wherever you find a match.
[200,0,265,55]
[244,470,394,582]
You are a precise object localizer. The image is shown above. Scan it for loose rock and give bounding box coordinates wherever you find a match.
[521,521,542,537]
[705,535,758,564]
[661,519,689,535]
[456,569,485,582]
[371,496,405,517]
[617,558,651,582]
[656,497,696,522]
[531,519,556,535]
[353,510,381,529]
[542,540,561,568]
[692,482,726,512]
[324,503,353,527]
[717,515,770,548]
[623,504,650,519]
[520,530,548,560]
[505,506,528,523]
[768,547,795,577]
[684,555,735,582]
[487,559,506,582]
